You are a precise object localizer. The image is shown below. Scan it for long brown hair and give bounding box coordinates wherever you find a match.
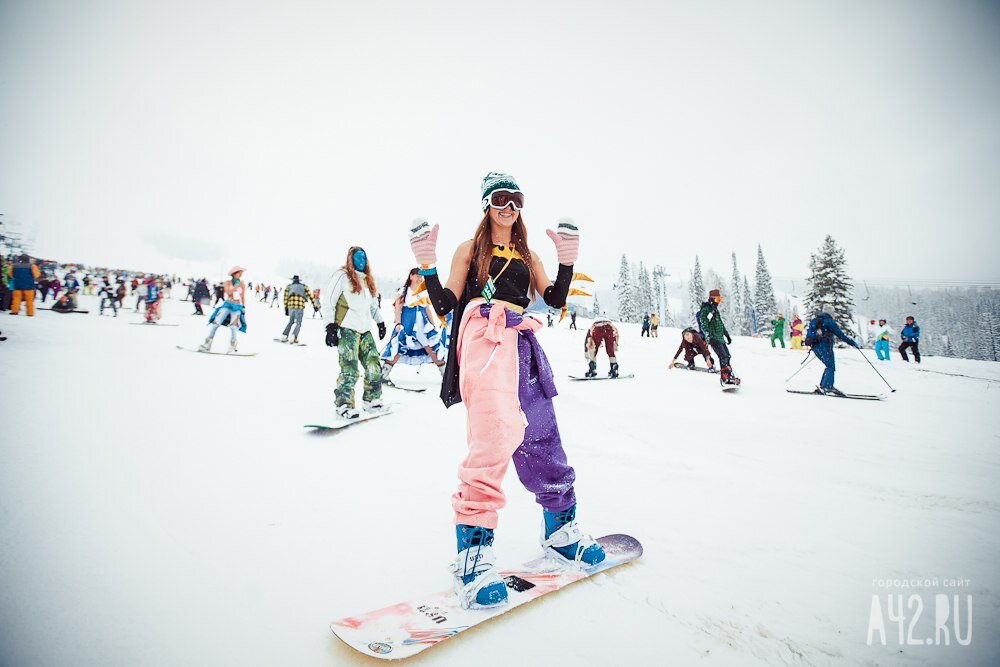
[343,246,377,295]
[471,211,534,294]
[399,267,419,303]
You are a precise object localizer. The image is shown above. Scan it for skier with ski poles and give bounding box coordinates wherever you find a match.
[322,247,387,419]
[280,275,319,344]
[584,315,620,377]
[668,327,714,371]
[200,267,248,352]
[697,289,740,386]
[899,316,920,363]
[803,303,860,396]
[408,173,605,611]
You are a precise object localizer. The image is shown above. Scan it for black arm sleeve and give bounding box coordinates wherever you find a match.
[424,272,458,316]
[543,263,574,309]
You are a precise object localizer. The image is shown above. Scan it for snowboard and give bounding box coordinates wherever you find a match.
[305,404,398,430]
[330,533,642,660]
[786,389,884,401]
[273,338,307,346]
[567,374,635,381]
[672,362,717,373]
[175,345,258,357]
[131,321,179,327]
[721,384,740,392]
[384,380,427,393]
[40,308,90,314]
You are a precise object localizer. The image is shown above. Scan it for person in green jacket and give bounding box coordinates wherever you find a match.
[697,289,740,386]
[770,314,785,348]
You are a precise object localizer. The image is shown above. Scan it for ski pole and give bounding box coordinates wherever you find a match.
[785,351,814,383]
[855,346,896,393]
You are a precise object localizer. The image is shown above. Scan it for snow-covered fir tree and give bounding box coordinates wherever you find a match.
[592,294,602,318]
[687,256,704,326]
[743,274,756,334]
[978,311,1000,361]
[615,254,637,322]
[637,263,654,316]
[754,245,777,335]
[730,253,748,335]
[805,235,856,338]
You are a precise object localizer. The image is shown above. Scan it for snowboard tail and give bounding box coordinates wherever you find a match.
[567,374,635,381]
[330,533,642,660]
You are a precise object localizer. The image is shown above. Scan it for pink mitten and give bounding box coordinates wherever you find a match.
[409,219,439,266]
[545,218,579,265]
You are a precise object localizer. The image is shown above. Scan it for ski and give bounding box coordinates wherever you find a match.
[305,404,398,430]
[130,322,179,327]
[786,389,884,401]
[330,533,642,660]
[175,345,258,357]
[671,362,717,373]
[567,374,635,381]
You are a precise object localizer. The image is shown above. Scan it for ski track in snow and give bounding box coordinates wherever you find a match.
[1,294,998,667]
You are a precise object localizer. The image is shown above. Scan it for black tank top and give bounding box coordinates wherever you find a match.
[465,245,531,309]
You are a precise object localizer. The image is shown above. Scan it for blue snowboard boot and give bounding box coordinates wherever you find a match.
[449,525,508,610]
[541,505,606,566]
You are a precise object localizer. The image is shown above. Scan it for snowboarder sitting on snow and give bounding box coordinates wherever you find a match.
[804,303,859,397]
[669,327,714,371]
[697,289,740,386]
[770,314,785,348]
[871,318,893,361]
[899,316,920,363]
[584,315,620,377]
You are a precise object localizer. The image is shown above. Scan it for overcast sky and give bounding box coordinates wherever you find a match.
[1,0,998,289]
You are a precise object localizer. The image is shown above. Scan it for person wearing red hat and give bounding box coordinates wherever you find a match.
[200,266,247,353]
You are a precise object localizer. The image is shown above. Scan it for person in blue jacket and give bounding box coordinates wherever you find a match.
[899,316,920,363]
[804,303,859,397]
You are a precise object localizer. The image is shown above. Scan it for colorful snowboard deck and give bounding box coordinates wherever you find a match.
[330,533,642,660]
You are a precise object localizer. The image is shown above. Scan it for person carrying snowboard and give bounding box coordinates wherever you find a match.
[697,289,740,386]
[899,316,920,363]
[381,268,447,381]
[321,247,387,419]
[804,303,860,396]
[408,173,605,612]
[871,318,893,361]
[669,327,714,371]
[790,313,804,350]
[200,267,247,352]
[584,315,620,377]
[280,275,319,344]
[770,313,785,348]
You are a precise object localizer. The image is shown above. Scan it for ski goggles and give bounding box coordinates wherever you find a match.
[482,189,524,211]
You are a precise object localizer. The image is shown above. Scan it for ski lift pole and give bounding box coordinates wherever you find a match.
[854,346,896,393]
[785,350,815,383]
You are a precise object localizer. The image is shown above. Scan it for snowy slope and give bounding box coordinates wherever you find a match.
[1,295,997,666]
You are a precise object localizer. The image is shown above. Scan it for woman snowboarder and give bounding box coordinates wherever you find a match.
[200,267,247,352]
[408,172,605,612]
[380,268,447,382]
[321,247,387,419]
